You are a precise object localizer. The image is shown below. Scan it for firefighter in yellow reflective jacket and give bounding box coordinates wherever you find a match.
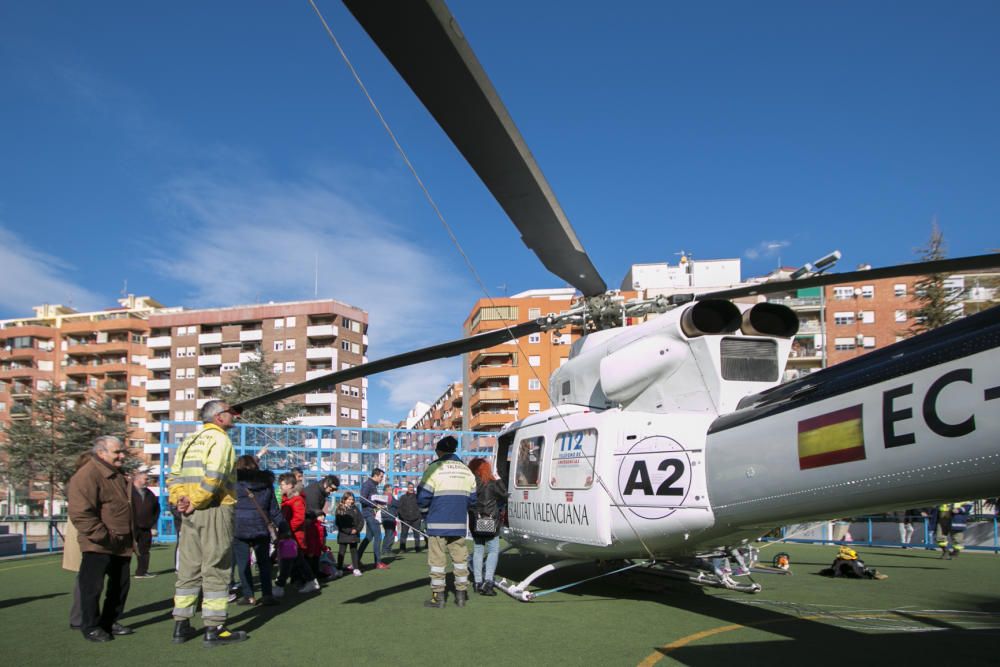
[167,400,247,646]
[933,501,973,559]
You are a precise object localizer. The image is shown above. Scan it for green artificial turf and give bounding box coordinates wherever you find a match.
[0,542,997,665]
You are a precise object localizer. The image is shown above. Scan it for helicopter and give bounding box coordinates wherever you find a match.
[234,0,1000,598]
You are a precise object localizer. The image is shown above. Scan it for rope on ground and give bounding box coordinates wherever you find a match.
[532,559,654,598]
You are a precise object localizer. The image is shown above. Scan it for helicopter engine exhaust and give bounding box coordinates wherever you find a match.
[680,300,742,338]
[740,302,799,337]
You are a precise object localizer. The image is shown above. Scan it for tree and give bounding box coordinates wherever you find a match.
[908,222,963,336]
[0,388,127,516]
[219,351,301,424]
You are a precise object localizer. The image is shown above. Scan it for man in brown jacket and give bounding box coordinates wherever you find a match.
[68,435,135,643]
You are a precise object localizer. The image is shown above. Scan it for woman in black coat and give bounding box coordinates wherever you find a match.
[234,455,284,605]
[468,458,508,596]
[334,492,364,576]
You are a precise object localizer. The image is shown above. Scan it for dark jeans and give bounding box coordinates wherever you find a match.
[358,513,382,564]
[69,575,82,627]
[134,528,152,575]
[78,552,130,634]
[232,537,273,598]
[398,520,424,551]
[381,524,396,556]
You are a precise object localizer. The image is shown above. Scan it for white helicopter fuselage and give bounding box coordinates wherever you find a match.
[497,301,1000,561]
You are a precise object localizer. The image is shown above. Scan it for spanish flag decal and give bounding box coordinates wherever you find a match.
[798,405,865,470]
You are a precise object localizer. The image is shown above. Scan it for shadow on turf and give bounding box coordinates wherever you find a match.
[495,550,1000,662]
[0,592,66,610]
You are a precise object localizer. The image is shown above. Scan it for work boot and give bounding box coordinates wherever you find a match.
[951,548,961,558]
[455,590,468,608]
[204,624,248,647]
[481,580,497,596]
[939,547,951,559]
[423,591,446,608]
[172,620,199,644]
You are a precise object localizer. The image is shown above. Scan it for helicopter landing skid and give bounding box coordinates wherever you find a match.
[494,559,581,602]
[630,548,763,594]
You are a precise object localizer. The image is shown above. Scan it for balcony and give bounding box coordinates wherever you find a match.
[11,404,30,418]
[306,347,336,360]
[239,329,263,342]
[199,332,223,345]
[307,324,338,338]
[306,369,334,381]
[147,335,172,348]
[305,392,336,405]
[796,321,821,335]
[297,415,334,427]
[144,421,169,434]
[104,380,128,393]
[146,400,170,412]
[472,388,516,404]
[197,376,222,388]
[64,382,87,394]
[198,354,222,366]
[471,411,516,427]
[11,383,33,396]
[146,379,171,391]
[147,357,171,370]
[470,364,514,385]
[238,351,259,363]
[768,296,822,310]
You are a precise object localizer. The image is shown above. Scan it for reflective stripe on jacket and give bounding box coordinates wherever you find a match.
[417,454,477,537]
[167,423,237,509]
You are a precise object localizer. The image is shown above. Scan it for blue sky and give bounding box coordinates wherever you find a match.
[1,1,998,422]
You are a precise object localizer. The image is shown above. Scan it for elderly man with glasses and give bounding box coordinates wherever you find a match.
[167,400,248,646]
[68,435,136,642]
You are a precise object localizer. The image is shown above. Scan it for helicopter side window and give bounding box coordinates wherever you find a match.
[514,436,543,488]
[550,429,597,489]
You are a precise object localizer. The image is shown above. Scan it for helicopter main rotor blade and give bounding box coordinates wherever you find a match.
[696,253,1000,301]
[231,319,544,412]
[341,0,608,297]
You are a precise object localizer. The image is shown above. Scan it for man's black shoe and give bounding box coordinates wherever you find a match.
[423,591,446,608]
[455,590,468,608]
[110,622,134,636]
[83,628,113,643]
[481,581,497,596]
[204,624,248,646]
[172,620,199,644]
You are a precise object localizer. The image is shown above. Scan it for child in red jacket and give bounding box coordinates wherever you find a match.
[275,473,320,595]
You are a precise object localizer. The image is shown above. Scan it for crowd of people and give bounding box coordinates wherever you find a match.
[62,400,510,645]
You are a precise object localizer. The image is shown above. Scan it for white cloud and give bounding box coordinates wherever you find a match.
[153,171,476,411]
[0,225,104,316]
[744,239,790,260]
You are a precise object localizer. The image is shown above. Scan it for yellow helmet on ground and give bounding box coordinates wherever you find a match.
[838,546,858,560]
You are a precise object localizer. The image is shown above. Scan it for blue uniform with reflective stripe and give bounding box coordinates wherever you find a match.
[417,454,477,536]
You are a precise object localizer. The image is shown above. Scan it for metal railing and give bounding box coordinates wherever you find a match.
[765,515,1000,553]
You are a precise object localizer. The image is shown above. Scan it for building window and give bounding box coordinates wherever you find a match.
[185,388,195,400]
[860,311,875,324]
[350,408,359,420]
[274,318,284,329]
[528,355,541,367]
[341,385,351,395]
[894,284,907,297]
[341,340,351,351]
[528,402,541,414]
[341,362,353,370]
[273,340,284,352]
[834,337,856,351]
[286,316,296,327]
[175,389,185,401]
[175,369,185,379]
[895,310,907,323]
[273,362,283,374]
[528,378,541,391]
[528,308,541,319]
[833,312,855,326]
[285,361,295,373]
[861,285,874,299]
[862,336,876,348]
[351,342,361,354]
[528,333,541,344]
[185,367,196,379]
[833,287,853,300]
[340,406,350,418]
[285,338,296,350]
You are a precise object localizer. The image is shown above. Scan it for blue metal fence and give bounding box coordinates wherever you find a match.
[153,422,498,542]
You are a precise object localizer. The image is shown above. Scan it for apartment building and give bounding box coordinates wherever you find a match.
[0,296,167,450]
[407,382,463,432]
[144,299,369,444]
[462,289,582,432]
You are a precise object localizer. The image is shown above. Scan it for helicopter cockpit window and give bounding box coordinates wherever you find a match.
[514,436,543,488]
[550,429,596,489]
